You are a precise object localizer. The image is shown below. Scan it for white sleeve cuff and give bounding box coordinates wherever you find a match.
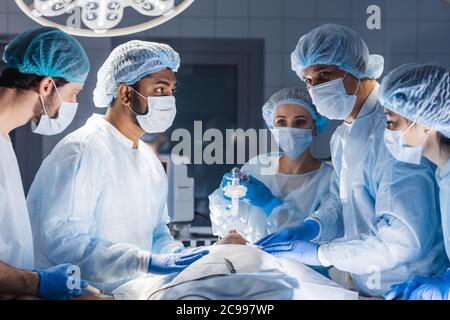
[317,244,333,267]
[137,250,151,273]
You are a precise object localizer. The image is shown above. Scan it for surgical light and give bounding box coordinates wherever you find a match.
[14,0,194,37]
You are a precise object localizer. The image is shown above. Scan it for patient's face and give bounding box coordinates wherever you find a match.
[216,230,248,245]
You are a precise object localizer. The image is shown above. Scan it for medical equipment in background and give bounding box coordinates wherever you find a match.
[222,167,248,231]
[14,0,194,37]
[159,154,195,230]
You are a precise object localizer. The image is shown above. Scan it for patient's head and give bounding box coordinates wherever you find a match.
[216,230,248,245]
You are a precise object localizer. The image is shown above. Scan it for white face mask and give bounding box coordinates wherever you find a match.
[308,73,360,120]
[129,87,177,133]
[32,81,78,136]
[383,123,428,165]
[271,127,312,159]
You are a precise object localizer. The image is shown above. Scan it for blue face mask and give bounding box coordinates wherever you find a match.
[270,127,313,159]
[308,73,360,120]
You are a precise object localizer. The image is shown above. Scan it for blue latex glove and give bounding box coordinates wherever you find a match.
[174,246,207,254]
[220,172,233,202]
[33,263,88,300]
[221,173,282,216]
[148,250,209,275]
[262,240,322,266]
[384,271,450,300]
[241,175,283,216]
[255,219,320,246]
[220,172,233,190]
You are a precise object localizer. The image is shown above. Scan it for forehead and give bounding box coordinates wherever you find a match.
[384,108,410,122]
[139,69,177,85]
[302,64,341,76]
[274,104,311,117]
[62,82,83,91]
[383,108,399,117]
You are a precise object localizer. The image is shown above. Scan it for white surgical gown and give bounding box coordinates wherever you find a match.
[309,84,447,297]
[209,153,333,243]
[27,114,182,292]
[436,159,450,261]
[0,134,34,270]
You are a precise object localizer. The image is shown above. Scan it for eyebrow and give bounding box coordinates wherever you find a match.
[152,80,175,86]
[313,66,333,72]
[275,115,308,119]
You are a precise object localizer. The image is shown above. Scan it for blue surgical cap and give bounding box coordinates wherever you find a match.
[262,86,329,134]
[3,27,90,84]
[93,40,180,108]
[291,24,384,80]
[380,63,450,138]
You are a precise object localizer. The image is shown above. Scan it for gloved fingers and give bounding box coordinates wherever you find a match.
[175,252,208,265]
[240,180,256,191]
[80,279,89,289]
[156,265,187,275]
[257,229,293,247]
[67,278,87,298]
[182,246,208,254]
[410,275,429,286]
[65,264,80,277]
[47,263,71,275]
[262,242,293,253]
[254,233,274,246]
[256,234,281,247]
[402,281,421,300]
[383,289,397,300]
[220,173,233,189]
[171,265,188,273]
[383,282,408,300]
[408,283,442,300]
[178,249,209,259]
[248,175,264,186]
[408,285,427,300]
[262,241,292,249]
[222,191,232,202]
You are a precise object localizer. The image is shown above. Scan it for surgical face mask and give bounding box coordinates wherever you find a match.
[128,87,177,133]
[271,127,312,159]
[32,81,78,136]
[308,73,360,120]
[383,123,428,165]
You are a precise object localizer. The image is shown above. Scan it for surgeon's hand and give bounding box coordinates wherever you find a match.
[33,263,88,300]
[255,219,320,246]
[262,240,322,266]
[240,175,283,216]
[220,173,249,202]
[148,250,209,275]
[174,246,208,254]
[384,271,450,300]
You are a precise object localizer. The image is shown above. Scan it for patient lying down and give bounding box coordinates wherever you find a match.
[112,231,359,300]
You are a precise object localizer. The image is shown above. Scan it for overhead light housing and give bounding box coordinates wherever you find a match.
[15,0,194,37]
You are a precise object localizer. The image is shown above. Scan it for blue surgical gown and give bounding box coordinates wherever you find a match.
[436,159,450,262]
[309,84,447,297]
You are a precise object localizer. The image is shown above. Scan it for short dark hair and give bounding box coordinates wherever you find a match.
[110,80,142,108]
[437,132,450,149]
[0,68,68,90]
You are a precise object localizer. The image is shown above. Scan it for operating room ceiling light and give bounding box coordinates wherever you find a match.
[15,0,194,37]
